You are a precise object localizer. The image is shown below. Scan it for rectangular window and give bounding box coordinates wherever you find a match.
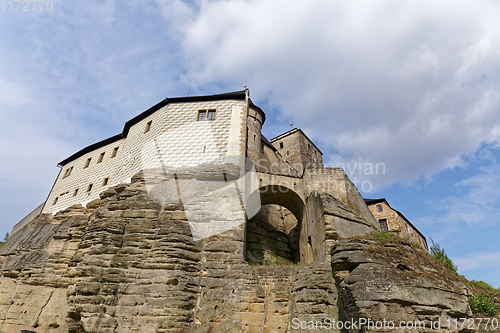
[379,219,388,231]
[197,110,206,121]
[97,152,105,163]
[111,147,119,158]
[145,120,152,133]
[73,188,79,196]
[102,177,109,186]
[207,110,216,120]
[376,204,383,212]
[53,197,58,205]
[63,166,73,179]
[84,158,91,168]
[279,142,284,149]
[87,184,93,192]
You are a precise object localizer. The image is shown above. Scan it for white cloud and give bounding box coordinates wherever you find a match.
[431,164,500,227]
[455,252,500,272]
[155,0,500,191]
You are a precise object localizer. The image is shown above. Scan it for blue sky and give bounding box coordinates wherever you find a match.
[1,0,499,287]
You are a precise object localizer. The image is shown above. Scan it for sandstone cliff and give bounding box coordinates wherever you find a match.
[0,171,475,333]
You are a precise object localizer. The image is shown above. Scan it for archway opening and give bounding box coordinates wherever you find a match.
[245,185,305,266]
[245,204,299,265]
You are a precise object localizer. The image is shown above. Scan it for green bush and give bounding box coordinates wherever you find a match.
[429,238,457,273]
[469,293,499,316]
[0,232,8,248]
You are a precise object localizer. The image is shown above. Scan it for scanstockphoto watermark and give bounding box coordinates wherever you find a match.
[291,317,441,331]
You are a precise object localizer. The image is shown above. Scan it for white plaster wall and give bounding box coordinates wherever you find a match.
[43,99,246,215]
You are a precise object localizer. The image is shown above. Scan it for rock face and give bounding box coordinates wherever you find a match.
[0,171,474,333]
[331,238,472,332]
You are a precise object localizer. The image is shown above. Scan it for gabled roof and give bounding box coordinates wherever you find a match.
[270,128,323,155]
[364,198,388,206]
[364,198,427,246]
[58,90,262,167]
[261,135,277,151]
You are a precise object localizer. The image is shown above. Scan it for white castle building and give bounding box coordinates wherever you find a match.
[43,90,253,214]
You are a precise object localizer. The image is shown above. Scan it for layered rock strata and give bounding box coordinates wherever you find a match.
[0,169,475,333]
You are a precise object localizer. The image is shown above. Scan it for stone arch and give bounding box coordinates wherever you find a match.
[245,185,313,265]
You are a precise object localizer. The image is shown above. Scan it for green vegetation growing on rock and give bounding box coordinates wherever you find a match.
[468,280,500,317]
[0,232,8,247]
[369,230,400,245]
[469,293,499,316]
[429,238,457,273]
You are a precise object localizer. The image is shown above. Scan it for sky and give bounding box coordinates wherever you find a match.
[1,0,499,287]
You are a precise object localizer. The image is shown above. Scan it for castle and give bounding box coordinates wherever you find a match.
[32,89,425,261]
[1,90,468,333]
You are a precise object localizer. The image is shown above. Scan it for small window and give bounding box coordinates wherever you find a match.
[73,189,79,196]
[207,110,216,120]
[97,152,105,163]
[53,197,58,205]
[287,150,289,156]
[84,158,91,168]
[197,110,206,121]
[376,204,383,212]
[102,177,109,186]
[87,184,93,192]
[261,144,265,154]
[63,166,73,179]
[279,142,284,149]
[145,120,152,133]
[379,219,388,231]
[308,143,311,149]
[253,135,256,142]
[111,147,119,158]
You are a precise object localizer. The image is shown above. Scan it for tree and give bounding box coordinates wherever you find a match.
[429,238,458,273]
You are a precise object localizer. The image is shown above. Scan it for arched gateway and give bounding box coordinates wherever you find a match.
[245,185,316,265]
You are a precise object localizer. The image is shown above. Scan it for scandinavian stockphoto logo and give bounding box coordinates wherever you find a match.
[140,122,261,241]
